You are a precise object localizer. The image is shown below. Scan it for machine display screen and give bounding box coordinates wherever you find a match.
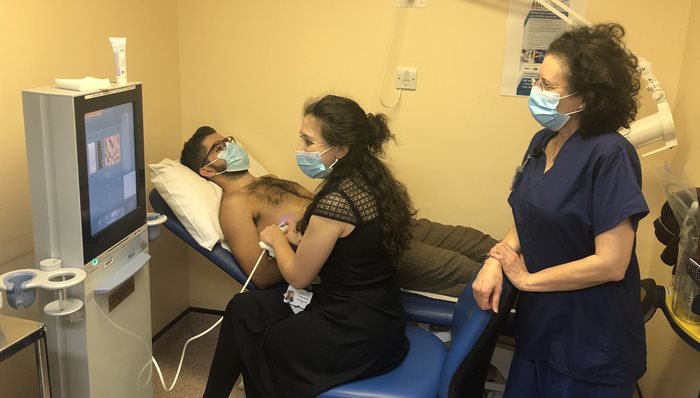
[84,103,138,236]
[74,84,145,264]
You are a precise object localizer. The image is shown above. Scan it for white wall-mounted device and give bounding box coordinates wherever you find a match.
[396,67,418,90]
[534,0,677,157]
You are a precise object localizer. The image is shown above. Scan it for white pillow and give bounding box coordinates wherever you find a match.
[148,154,270,251]
[149,159,224,250]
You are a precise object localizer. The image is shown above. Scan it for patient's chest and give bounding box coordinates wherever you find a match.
[246,176,311,230]
[251,199,307,232]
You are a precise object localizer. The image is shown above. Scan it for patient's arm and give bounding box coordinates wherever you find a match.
[219,193,284,288]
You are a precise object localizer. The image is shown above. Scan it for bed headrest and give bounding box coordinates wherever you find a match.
[149,154,268,250]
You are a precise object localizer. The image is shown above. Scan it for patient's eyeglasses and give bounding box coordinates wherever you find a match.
[201,136,234,168]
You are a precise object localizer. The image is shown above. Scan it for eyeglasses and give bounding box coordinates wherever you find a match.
[201,136,234,168]
[531,78,568,92]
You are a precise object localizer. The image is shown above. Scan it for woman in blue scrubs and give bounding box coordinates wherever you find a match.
[473,23,648,397]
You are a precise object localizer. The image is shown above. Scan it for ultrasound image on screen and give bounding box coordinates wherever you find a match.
[85,103,137,236]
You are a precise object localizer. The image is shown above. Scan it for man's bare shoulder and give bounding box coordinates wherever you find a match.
[220,189,256,215]
[221,188,254,201]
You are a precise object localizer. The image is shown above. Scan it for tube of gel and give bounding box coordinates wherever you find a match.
[109,37,127,85]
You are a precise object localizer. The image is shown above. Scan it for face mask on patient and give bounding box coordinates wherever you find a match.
[296,146,337,179]
[204,141,250,175]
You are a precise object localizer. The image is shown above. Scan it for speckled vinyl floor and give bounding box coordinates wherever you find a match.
[152,311,243,398]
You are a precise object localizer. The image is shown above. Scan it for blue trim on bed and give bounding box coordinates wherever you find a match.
[149,188,257,289]
[148,188,456,325]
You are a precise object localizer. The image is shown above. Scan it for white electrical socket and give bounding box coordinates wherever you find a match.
[396,67,417,90]
[396,0,427,8]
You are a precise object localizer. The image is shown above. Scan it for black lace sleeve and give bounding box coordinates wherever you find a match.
[311,190,359,225]
[310,177,379,226]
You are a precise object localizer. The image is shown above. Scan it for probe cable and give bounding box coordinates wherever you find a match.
[149,249,266,391]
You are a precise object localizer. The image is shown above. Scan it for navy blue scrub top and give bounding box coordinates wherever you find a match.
[509,128,649,385]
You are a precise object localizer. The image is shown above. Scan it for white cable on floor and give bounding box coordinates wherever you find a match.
[151,249,267,391]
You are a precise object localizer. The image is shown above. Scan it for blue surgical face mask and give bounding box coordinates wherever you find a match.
[295,146,337,179]
[204,141,250,175]
[528,85,581,131]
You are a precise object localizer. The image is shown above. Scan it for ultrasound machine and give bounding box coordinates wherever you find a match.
[8,83,154,397]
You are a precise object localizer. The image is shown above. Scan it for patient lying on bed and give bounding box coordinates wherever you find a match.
[178,126,496,297]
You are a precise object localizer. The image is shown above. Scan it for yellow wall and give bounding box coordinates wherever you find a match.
[176,0,698,396]
[639,1,700,396]
[1,0,698,396]
[0,1,188,396]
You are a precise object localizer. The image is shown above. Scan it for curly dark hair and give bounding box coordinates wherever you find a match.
[297,95,416,263]
[180,125,217,172]
[548,23,640,136]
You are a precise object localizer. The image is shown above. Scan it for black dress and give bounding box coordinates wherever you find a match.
[204,176,409,398]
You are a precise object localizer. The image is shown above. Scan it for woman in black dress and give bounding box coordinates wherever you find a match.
[203,95,416,398]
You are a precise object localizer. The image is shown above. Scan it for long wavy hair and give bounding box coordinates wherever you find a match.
[548,23,640,136]
[297,95,416,263]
